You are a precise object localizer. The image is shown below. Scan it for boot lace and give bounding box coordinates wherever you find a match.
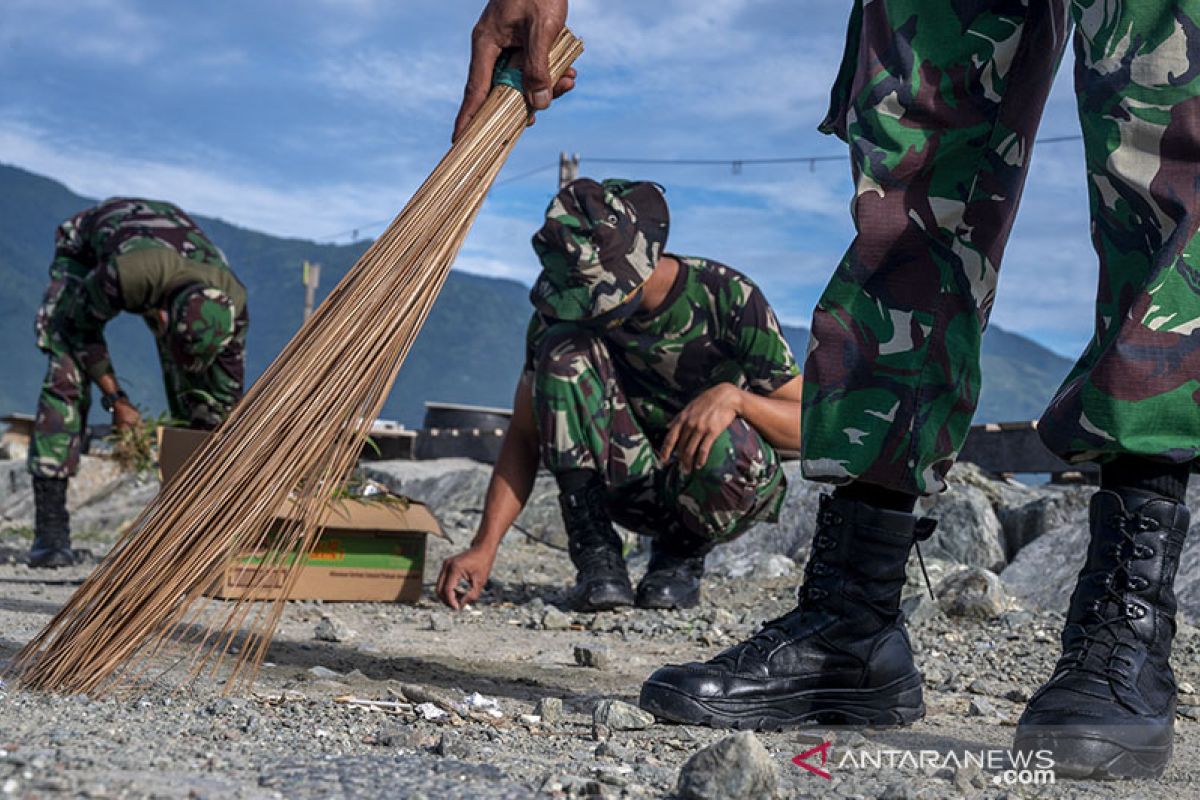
[735,501,846,660]
[1061,510,1159,687]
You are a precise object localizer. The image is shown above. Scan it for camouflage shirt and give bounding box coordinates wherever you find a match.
[526,255,800,433]
[39,197,247,381]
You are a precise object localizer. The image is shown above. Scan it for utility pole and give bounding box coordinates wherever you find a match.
[558,151,580,189]
[302,260,321,321]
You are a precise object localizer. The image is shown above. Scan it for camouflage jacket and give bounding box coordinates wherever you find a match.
[526,255,800,433]
[38,197,247,381]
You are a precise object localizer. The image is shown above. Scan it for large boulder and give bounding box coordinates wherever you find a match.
[1004,514,1200,624]
[995,486,1092,560]
[937,461,1093,561]
[0,460,31,527]
[917,483,1006,573]
[362,459,568,549]
[705,464,824,575]
[1,455,146,535]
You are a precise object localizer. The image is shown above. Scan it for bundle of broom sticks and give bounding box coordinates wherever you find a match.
[10,28,584,695]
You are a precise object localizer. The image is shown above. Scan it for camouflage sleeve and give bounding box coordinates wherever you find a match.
[69,260,126,381]
[523,312,550,376]
[728,284,800,395]
[52,209,91,267]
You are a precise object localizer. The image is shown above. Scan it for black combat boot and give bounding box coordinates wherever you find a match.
[559,473,635,612]
[636,527,712,610]
[29,476,75,569]
[1015,489,1189,779]
[639,494,933,729]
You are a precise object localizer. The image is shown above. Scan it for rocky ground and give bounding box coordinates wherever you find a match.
[2,453,1200,798]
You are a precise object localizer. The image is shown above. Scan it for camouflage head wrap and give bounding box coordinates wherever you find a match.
[167,286,236,372]
[530,178,669,326]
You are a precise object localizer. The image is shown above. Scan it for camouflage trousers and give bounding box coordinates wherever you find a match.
[803,0,1200,496]
[28,276,242,479]
[532,324,787,543]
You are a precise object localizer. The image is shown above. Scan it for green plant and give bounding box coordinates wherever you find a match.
[107,412,177,475]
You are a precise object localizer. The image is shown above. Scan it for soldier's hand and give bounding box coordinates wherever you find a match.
[112,399,142,432]
[453,0,574,142]
[661,383,743,474]
[436,544,497,610]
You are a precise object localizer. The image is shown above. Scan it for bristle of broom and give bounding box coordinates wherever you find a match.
[9,29,584,696]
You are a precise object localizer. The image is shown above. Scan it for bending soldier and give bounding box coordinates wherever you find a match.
[28,197,248,568]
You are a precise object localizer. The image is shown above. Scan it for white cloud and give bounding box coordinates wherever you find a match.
[314,49,463,113]
[0,120,402,239]
[0,0,1113,354]
[0,0,158,65]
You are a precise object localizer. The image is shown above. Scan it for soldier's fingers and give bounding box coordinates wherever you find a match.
[440,562,468,610]
[696,431,719,471]
[436,573,450,608]
[463,575,485,607]
[553,68,576,99]
[677,425,702,473]
[453,34,504,143]
[523,18,557,110]
[660,419,681,462]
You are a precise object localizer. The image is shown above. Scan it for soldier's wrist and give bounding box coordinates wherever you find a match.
[723,383,745,415]
[100,389,129,413]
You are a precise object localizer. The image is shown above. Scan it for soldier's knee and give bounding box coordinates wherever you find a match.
[680,424,784,541]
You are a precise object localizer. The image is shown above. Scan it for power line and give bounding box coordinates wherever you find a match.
[229,133,1088,262]
[585,155,845,166]
[582,133,1084,172]
[496,162,558,186]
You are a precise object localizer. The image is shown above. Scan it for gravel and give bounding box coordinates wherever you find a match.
[3,456,1200,797]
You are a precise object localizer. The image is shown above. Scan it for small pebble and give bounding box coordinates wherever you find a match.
[541,607,572,630]
[535,697,563,724]
[573,642,611,669]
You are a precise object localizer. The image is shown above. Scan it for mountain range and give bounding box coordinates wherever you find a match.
[0,163,1073,428]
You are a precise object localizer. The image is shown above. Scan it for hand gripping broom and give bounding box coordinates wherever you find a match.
[10,29,584,695]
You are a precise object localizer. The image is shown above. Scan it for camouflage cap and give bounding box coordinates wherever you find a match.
[167,286,236,372]
[530,178,669,325]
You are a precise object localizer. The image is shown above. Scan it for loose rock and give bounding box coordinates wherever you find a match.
[574,642,611,669]
[937,567,1008,619]
[535,697,563,724]
[314,614,355,643]
[968,697,997,717]
[541,607,572,630]
[593,700,654,731]
[676,731,778,800]
[306,666,341,679]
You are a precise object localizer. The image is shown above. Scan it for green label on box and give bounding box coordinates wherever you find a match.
[236,532,425,572]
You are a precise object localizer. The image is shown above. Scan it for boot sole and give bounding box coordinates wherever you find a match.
[28,549,76,569]
[634,589,700,610]
[639,672,924,731]
[569,585,635,612]
[1013,729,1171,780]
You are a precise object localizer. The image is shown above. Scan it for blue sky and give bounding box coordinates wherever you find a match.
[0,0,1098,357]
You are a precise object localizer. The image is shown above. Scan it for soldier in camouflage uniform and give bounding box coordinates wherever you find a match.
[635,0,1200,779]
[437,178,802,612]
[28,197,247,568]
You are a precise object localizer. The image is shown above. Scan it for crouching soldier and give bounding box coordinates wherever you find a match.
[27,197,248,568]
[437,178,802,612]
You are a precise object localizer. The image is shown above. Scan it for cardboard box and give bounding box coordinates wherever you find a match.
[158,426,441,603]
